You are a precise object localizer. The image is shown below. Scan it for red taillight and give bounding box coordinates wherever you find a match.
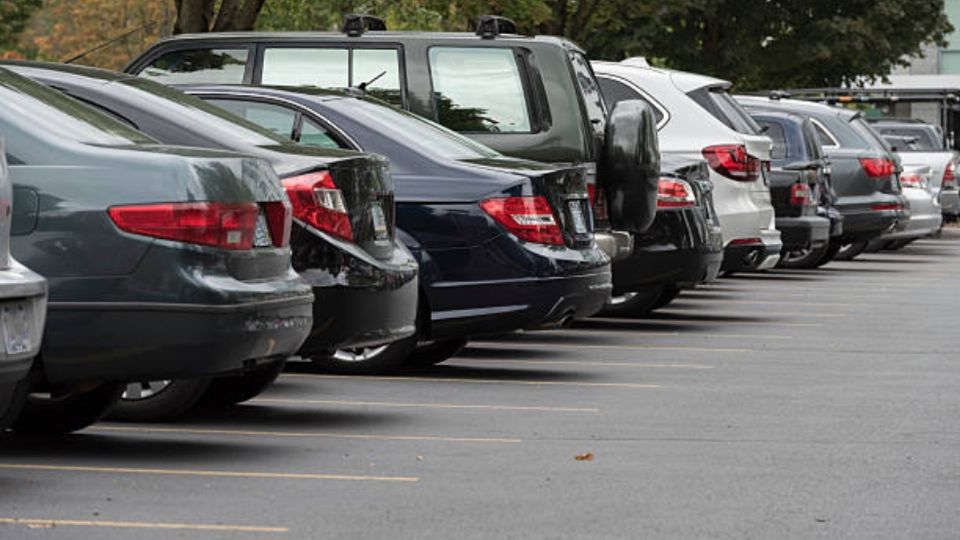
[281,171,353,242]
[702,144,760,182]
[108,202,258,250]
[263,200,292,247]
[871,202,902,211]
[657,178,697,209]
[899,173,925,189]
[859,157,896,178]
[480,196,564,246]
[728,237,762,246]
[790,182,811,207]
[943,162,956,188]
[586,183,610,223]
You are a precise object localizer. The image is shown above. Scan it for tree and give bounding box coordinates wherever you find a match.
[173,0,267,34]
[0,0,42,58]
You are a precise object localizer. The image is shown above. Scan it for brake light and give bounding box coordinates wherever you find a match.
[790,183,811,207]
[586,184,610,223]
[943,162,956,188]
[657,178,697,208]
[263,200,292,247]
[108,202,258,250]
[480,196,564,245]
[871,202,902,211]
[859,157,896,178]
[702,144,760,182]
[728,237,762,246]
[281,171,353,242]
[899,172,925,189]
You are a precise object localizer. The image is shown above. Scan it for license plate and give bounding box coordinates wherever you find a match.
[370,205,389,240]
[568,201,588,233]
[253,212,272,247]
[1,302,31,355]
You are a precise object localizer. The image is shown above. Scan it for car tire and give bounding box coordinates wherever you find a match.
[884,239,912,250]
[12,381,124,436]
[107,378,212,422]
[0,378,29,433]
[777,242,833,269]
[650,285,681,311]
[403,338,468,369]
[309,335,418,375]
[834,241,868,261]
[817,241,842,266]
[200,360,286,407]
[600,285,665,317]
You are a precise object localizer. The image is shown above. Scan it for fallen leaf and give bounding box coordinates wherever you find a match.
[574,452,594,461]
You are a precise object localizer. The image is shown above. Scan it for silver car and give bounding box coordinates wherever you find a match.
[0,140,47,431]
[873,164,943,249]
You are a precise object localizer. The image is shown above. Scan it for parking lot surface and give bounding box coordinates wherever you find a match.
[1,234,959,539]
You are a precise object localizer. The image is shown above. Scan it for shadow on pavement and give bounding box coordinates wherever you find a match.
[401,363,600,383]
[0,433,258,462]
[180,403,403,431]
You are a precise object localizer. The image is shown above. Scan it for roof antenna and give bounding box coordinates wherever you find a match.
[357,70,387,92]
[61,19,166,64]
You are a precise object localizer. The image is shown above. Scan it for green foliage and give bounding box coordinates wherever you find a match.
[0,0,42,52]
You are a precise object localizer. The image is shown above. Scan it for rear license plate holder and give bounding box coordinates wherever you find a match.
[568,201,588,234]
[1,301,31,355]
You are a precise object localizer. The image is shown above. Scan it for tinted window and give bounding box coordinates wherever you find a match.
[569,52,606,138]
[690,87,760,135]
[850,117,891,151]
[812,121,838,147]
[429,47,531,133]
[757,121,788,159]
[300,117,342,149]
[596,77,664,123]
[140,48,248,84]
[5,152,24,165]
[207,98,345,149]
[876,126,942,151]
[261,47,402,106]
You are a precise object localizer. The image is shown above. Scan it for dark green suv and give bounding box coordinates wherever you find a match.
[125,16,660,263]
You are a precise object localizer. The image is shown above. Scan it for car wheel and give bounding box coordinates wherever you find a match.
[834,241,868,261]
[816,241,842,266]
[0,379,29,433]
[600,285,665,317]
[650,285,681,310]
[200,360,286,407]
[309,336,418,375]
[884,239,911,250]
[777,242,832,269]
[107,378,211,422]
[12,381,124,436]
[403,338,468,369]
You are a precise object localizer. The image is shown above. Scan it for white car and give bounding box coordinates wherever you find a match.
[593,58,782,272]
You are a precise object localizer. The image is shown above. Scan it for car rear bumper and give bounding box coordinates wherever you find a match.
[776,215,831,250]
[612,209,723,293]
[722,229,782,272]
[293,234,419,354]
[939,189,960,216]
[835,196,903,242]
[0,261,46,385]
[881,213,942,240]
[427,268,612,340]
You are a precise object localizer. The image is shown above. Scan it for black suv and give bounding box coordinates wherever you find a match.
[125,15,661,285]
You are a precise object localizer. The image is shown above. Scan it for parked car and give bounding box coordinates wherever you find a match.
[0,140,47,432]
[870,118,960,221]
[0,67,313,434]
[5,62,419,397]
[592,58,784,273]
[869,164,942,250]
[124,15,663,273]
[182,84,612,368]
[747,110,838,268]
[736,95,906,261]
[603,155,723,315]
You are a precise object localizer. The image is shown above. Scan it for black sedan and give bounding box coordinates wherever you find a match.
[5,62,420,391]
[186,84,613,369]
[0,67,314,434]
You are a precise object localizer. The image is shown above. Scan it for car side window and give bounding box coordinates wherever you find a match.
[811,120,839,148]
[428,47,532,133]
[757,120,788,159]
[139,48,249,84]
[299,117,343,149]
[4,152,24,165]
[260,47,402,106]
[204,99,297,139]
[596,77,664,124]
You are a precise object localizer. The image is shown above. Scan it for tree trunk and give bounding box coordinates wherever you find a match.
[173,0,215,34]
[212,0,267,32]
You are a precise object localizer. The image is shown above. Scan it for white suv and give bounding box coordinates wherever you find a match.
[593,58,782,272]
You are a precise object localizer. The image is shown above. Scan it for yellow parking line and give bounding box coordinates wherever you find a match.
[284,373,660,389]
[0,463,418,482]
[252,398,600,414]
[0,517,288,533]
[90,425,520,444]
[451,359,714,369]
[470,341,750,353]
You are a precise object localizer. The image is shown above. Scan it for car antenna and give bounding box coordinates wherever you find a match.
[357,71,387,92]
[61,19,166,64]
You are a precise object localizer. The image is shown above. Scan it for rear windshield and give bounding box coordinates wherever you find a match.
[876,126,943,151]
[0,68,153,146]
[689,86,761,135]
[850,116,892,152]
[334,98,501,160]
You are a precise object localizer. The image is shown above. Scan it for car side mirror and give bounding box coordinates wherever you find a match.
[599,99,660,234]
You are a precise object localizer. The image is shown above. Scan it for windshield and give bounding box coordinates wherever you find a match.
[877,126,944,151]
[342,98,501,160]
[0,68,153,146]
[116,77,293,147]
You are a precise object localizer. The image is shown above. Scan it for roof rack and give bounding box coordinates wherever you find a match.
[342,14,387,37]
[475,15,518,39]
[768,90,792,101]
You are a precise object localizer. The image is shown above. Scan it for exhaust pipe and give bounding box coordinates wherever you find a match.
[742,248,761,267]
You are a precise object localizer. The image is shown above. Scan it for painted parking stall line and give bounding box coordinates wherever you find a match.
[90,425,522,444]
[251,398,601,414]
[0,517,289,534]
[283,373,661,389]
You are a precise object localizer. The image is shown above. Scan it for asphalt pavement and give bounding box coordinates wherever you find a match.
[2,232,959,539]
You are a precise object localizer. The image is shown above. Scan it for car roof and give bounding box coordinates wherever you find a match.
[735,94,859,120]
[592,58,730,93]
[0,60,134,84]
